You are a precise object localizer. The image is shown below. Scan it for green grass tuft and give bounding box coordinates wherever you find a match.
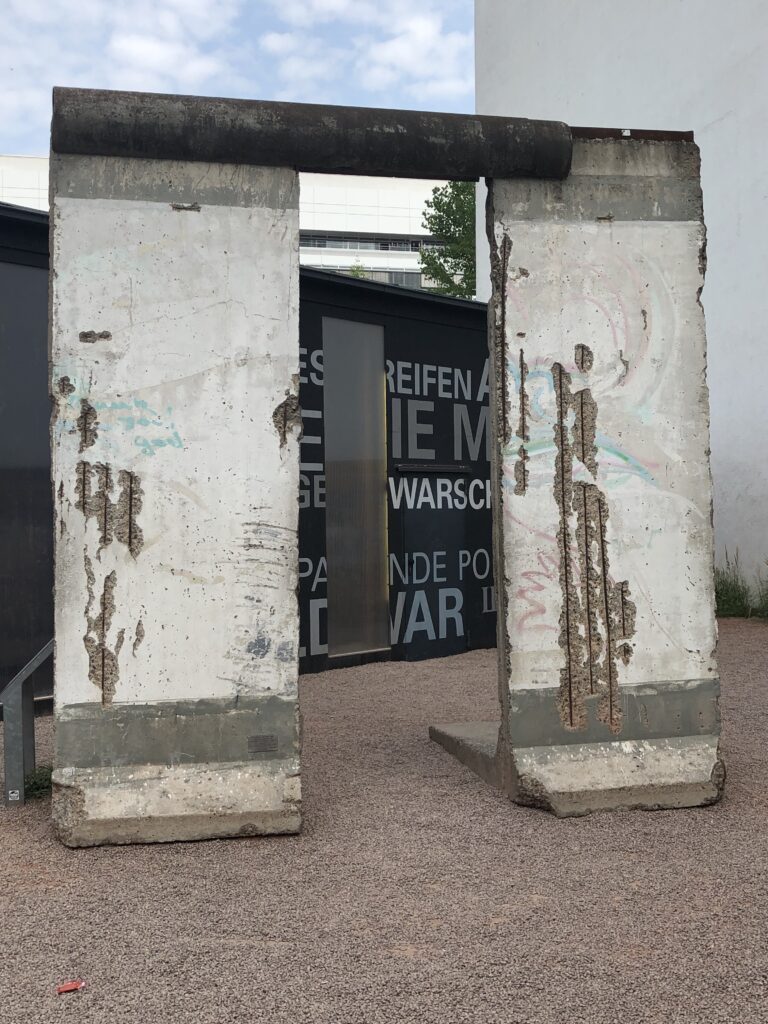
[752,563,768,620]
[24,764,53,800]
[714,551,752,617]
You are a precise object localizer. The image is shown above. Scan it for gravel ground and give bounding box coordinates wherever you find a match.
[1,618,767,1023]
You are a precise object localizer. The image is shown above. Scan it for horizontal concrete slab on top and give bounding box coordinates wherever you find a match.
[50,87,572,181]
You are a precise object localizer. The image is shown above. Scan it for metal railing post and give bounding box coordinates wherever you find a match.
[22,676,36,779]
[1,639,53,806]
[3,685,26,805]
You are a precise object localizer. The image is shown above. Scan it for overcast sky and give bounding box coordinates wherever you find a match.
[1,0,474,155]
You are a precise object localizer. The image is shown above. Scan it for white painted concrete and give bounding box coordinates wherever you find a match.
[475,0,768,580]
[50,155,302,843]
[486,136,722,813]
[52,167,300,706]
[493,200,715,695]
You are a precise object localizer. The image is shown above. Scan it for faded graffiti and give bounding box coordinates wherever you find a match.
[505,352,659,492]
[56,382,185,457]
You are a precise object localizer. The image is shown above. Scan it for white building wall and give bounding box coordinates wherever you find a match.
[0,155,49,210]
[300,173,442,236]
[300,173,444,281]
[475,0,768,580]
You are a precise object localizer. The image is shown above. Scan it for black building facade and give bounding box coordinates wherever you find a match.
[0,206,494,695]
[0,203,52,696]
[298,270,495,673]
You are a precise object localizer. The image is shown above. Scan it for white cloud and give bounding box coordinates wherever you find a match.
[356,13,473,101]
[259,32,301,56]
[0,0,247,152]
[0,0,473,153]
[265,0,382,28]
[263,0,473,108]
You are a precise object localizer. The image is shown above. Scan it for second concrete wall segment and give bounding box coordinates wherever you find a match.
[50,155,302,845]
[485,136,724,814]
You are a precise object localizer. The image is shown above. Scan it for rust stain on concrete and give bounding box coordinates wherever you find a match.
[488,230,513,448]
[77,399,98,451]
[75,462,143,555]
[79,330,112,344]
[75,462,113,548]
[552,360,587,729]
[513,348,530,495]
[83,558,120,704]
[114,470,144,558]
[272,392,302,448]
[553,345,637,734]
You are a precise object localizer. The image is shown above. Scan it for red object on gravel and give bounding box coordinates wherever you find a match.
[56,980,85,995]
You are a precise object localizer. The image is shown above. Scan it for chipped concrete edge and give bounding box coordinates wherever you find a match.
[52,759,302,847]
[485,182,514,745]
[511,736,725,818]
[429,721,725,818]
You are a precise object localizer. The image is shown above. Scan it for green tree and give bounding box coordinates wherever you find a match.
[347,258,369,280]
[419,181,476,299]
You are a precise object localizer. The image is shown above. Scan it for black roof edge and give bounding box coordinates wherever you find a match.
[300,267,487,310]
[0,201,49,225]
[0,204,487,310]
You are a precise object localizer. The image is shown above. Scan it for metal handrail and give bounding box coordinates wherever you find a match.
[2,639,53,806]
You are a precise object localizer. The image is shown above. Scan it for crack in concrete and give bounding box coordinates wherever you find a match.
[132,618,145,656]
[514,347,530,495]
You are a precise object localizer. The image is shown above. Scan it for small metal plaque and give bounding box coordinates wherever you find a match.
[247,734,279,754]
[8,790,20,802]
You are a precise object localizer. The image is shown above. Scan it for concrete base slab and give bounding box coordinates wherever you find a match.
[429,722,500,790]
[429,723,725,817]
[511,736,725,817]
[52,760,301,847]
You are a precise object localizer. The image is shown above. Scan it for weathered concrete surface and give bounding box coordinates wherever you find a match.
[50,154,301,844]
[477,135,723,814]
[428,722,500,789]
[431,722,724,816]
[51,87,573,181]
[53,761,301,847]
[508,736,724,816]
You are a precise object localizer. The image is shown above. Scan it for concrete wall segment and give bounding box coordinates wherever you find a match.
[49,151,302,843]
[50,87,572,182]
[484,135,722,812]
